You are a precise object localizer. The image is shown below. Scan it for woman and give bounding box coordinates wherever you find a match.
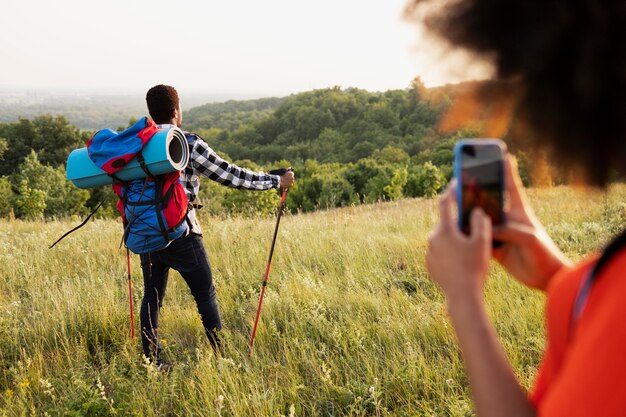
[410,0,626,415]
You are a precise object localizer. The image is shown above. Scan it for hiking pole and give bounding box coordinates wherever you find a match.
[126,247,136,339]
[248,169,291,356]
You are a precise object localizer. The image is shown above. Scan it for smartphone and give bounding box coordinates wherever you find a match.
[453,139,506,237]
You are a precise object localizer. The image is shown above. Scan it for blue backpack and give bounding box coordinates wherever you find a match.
[113,171,190,254]
[88,118,190,254]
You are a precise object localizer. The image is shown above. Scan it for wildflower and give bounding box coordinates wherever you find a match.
[95,377,114,408]
[368,378,378,396]
[217,357,236,372]
[320,363,332,383]
[96,377,107,401]
[214,394,225,411]
[18,379,30,390]
[446,378,454,387]
[142,355,157,373]
[4,389,14,398]
[39,378,55,398]
[288,404,296,417]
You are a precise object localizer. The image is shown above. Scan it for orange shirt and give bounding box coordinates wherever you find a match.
[531,253,626,416]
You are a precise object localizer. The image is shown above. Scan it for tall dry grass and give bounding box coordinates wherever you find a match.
[1,184,624,416]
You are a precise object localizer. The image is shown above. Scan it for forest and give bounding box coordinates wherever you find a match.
[0,79,545,220]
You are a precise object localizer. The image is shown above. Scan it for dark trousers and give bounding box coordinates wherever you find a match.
[139,234,222,360]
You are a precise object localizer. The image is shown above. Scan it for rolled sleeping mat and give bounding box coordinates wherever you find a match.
[66,127,189,189]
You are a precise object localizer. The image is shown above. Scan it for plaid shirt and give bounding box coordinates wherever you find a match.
[182,132,280,201]
[156,125,279,201]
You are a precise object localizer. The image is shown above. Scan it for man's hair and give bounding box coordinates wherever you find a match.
[405,0,626,185]
[146,85,180,124]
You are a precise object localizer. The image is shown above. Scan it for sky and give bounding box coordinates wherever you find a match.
[0,0,490,98]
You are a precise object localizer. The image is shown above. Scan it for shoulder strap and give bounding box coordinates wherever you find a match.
[572,230,626,323]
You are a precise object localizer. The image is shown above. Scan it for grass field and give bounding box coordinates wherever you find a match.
[1,185,625,416]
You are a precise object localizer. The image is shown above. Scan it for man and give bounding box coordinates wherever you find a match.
[141,84,294,365]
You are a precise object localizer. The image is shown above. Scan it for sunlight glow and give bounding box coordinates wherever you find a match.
[0,0,489,96]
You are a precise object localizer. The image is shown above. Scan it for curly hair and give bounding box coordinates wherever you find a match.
[406,0,626,185]
[146,84,180,124]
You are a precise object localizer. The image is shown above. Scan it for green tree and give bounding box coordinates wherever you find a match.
[11,150,90,218]
[230,124,263,147]
[344,158,382,203]
[372,145,410,165]
[351,141,375,160]
[405,161,446,198]
[311,128,345,162]
[288,176,323,212]
[383,167,408,200]
[317,176,357,209]
[13,179,46,219]
[0,115,87,176]
[363,101,398,129]
[413,138,456,167]
[221,188,281,216]
[364,166,394,203]
[0,137,7,161]
[294,106,336,140]
[410,76,429,104]
[85,186,119,218]
[0,176,13,218]
[196,127,229,151]
[32,115,89,167]
[178,86,452,166]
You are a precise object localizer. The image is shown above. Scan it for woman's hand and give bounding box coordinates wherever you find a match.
[426,176,537,417]
[426,180,492,304]
[492,156,571,290]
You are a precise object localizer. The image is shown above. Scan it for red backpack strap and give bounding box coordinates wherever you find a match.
[159,172,189,228]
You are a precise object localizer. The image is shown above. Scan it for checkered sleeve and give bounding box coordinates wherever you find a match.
[190,138,280,190]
